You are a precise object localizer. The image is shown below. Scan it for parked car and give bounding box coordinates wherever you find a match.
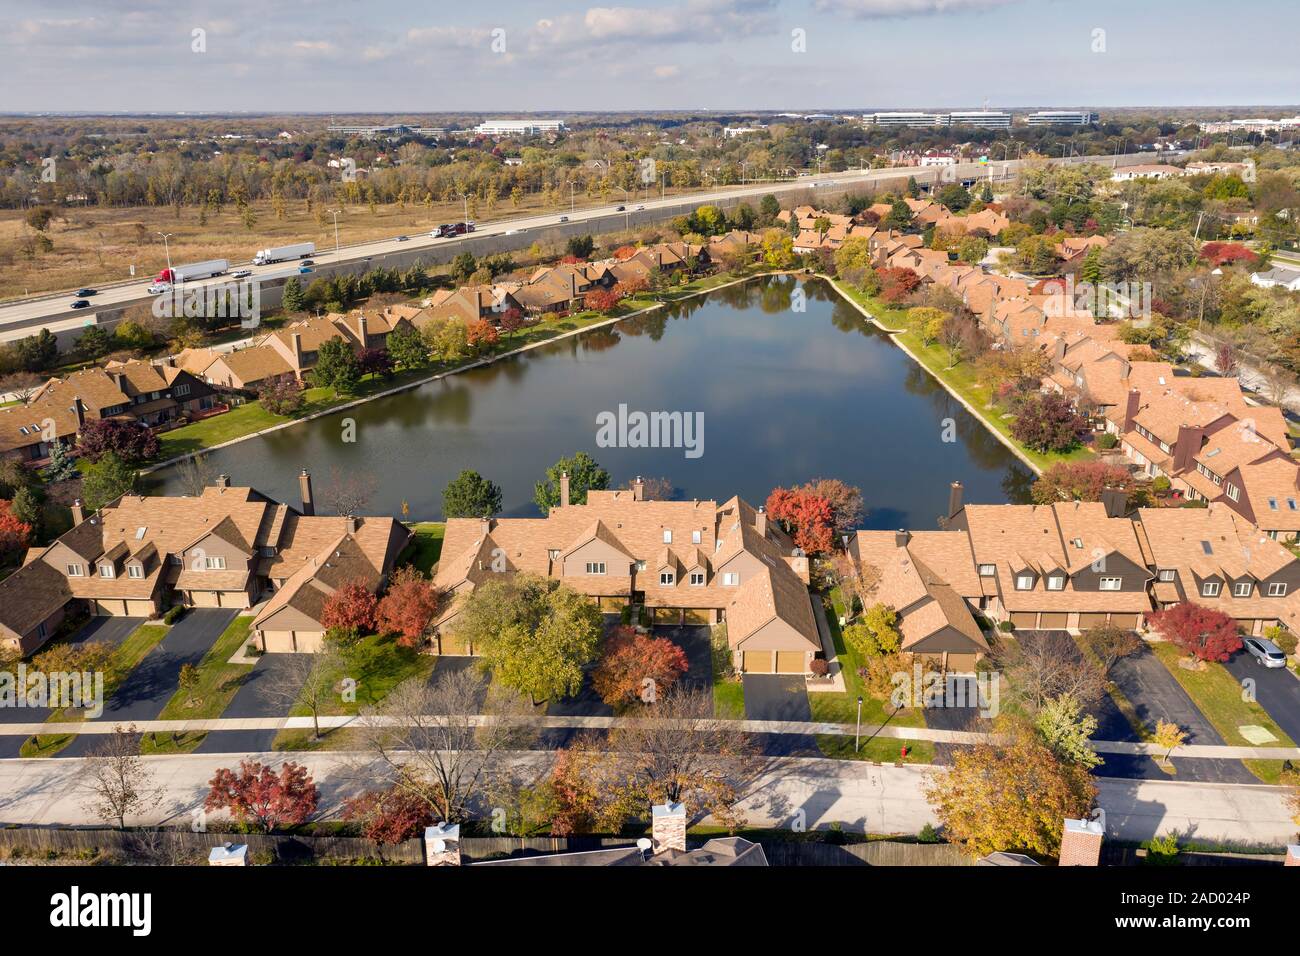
[70,299,90,309]
[1242,637,1288,668]
[74,288,97,296]
[231,269,252,279]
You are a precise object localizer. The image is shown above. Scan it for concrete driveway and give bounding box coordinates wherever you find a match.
[743,674,811,722]
[1222,649,1300,743]
[58,609,238,758]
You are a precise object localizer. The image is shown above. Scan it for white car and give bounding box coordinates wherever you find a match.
[232,269,252,279]
[1242,637,1288,668]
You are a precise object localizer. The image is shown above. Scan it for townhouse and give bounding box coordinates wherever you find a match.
[0,471,409,657]
[432,479,821,673]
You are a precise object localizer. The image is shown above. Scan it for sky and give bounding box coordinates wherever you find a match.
[2,0,1298,113]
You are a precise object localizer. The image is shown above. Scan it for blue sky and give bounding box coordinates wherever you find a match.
[2,0,1297,112]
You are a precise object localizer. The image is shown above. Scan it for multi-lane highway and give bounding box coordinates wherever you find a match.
[0,152,1160,347]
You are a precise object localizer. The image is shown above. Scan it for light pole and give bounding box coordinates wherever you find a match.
[156,232,174,276]
[740,161,749,185]
[855,696,863,753]
[565,180,576,214]
[459,192,469,224]
[330,210,342,259]
[618,187,631,231]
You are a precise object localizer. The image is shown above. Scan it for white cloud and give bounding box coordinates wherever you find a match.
[814,0,1021,17]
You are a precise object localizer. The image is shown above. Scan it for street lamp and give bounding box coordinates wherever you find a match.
[156,232,174,276]
[855,696,863,753]
[740,161,749,185]
[458,191,469,224]
[329,210,342,259]
[565,180,576,214]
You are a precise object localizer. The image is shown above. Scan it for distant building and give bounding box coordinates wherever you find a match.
[327,124,445,138]
[1199,116,1300,134]
[1026,110,1099,126]
[1251,265,1300,292]
[474,119,566,136]
[1111,163,1188,182]
[948,110,1012,130]
[866,112,949,128]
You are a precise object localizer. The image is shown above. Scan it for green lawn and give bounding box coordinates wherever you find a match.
[1149,641,1296,783]
[142,616,256,755]
[291,631,436,718]
[400,522,446,574]
[709,623,745,718]
[20,622,170,758]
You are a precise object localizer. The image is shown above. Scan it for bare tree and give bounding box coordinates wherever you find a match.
[1261,364,1295,409]
[81,725,164,830]
[124,828,204,866]
[352,666,538,823]
[323,467,377,517]
[173,452,216,498]
[1079,624,1141,677]
[0,371,44,405]
[995,631,1105,714]
[266,645,346,741]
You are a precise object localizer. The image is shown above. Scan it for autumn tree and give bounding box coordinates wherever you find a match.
[924,735,1097,858]
[1146,603,1241,662]
[342,785,434,844]
[466,318,500,353]
[592,625,689,708]
[1010,391,1090,453]
[765,486,835,554]
[1033,694,1102,769]
[204,759,319,832]
[257,374,305,417]
[843,603,901,658]
[0,500,33,561]
[1079,624,1141,676]
[76,418,160,465]
[375,566,439,646]
[798,478,864,538]
[878,267,921,304]
[319,578,378,642]
[1030,460,1135,505]
[831,552,880,620]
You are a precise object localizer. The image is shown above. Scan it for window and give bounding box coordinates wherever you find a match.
[1268,582,1288,597]
[1288,498,1297,511]
[585,562,606,575]
[1233,581,1252,597]
[99,564,114,579]
[722,572,739,586]
[1226,483,1240,502]
[1268,497,1279,511]
[1158,569,1176,582]
[691,529,701,544]
[174,383,190,397]
[205,556,226,570]
[659,571,675,586]
[1099,577,1122,591]
[128,564,143,579]
[1201,581,1221,597]
[689,572,705,586]
[1047,575,1065,591]
[66,563,83,577]
[1200,540,1213,555]
[978,563,996,577]
[662,530,672,544]
[1015,574,1034,591]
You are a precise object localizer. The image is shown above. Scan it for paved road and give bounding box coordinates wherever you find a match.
[0,749,1289,846]
[1222,649,1300,742]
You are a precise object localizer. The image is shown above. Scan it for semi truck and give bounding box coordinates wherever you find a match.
[252,242,315,265]
[147,259,229,293]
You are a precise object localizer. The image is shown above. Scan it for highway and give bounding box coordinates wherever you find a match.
[0,152,1158,347]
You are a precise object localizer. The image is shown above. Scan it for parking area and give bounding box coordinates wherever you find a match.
[742,674,811,722]
[1222,649,1300,743]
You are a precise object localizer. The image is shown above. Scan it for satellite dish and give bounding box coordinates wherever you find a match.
[636,838,653,852]
[431,838,447,853]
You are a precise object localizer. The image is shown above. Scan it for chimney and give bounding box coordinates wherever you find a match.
[480,516,493,537]
[298,469,315,516]
[1100,487,1128,519]
[290,332,304,372]
[345,515,358,534]
[947,480,964,520]
[651,802,687,854]
[895,528,910,548]
[632,476,645,501]
[1053,336,1067,365]
[215,473,230,488]
[207,842,249,866]
[70,499,85,525]
[755,506,767,536]
[558,471,570,509]
[71,397,86,430]
[353,312,367,347]
[1122,388,1141,433]
[1059,815,1104,866]
[424,823,461,866]
[1286,845,1300,867]
[1171,424,1202,474]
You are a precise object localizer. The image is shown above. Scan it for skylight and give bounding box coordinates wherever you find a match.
[1200,540,1213,555]
[135,527,147,539]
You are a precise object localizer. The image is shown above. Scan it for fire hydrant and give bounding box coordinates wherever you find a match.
[900,745,910,759]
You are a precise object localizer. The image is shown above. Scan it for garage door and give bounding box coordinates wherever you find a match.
[945,653,978,673]
[1010,612,1038,628]
[654,607,680,625]
[598,596,628,613]
[775,651,805,673]
[683,608,710,625]
[439,632,474,656]
[191,591,220,608]
[743,650,773,673]
[1078,613,1108,629]
[95,600,128,616]
[262,631,296,653]
[1109,614,1140,629]
[1039,612,1068,629]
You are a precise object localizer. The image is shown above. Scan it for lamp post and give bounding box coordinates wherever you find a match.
[618,187,631,231]
[459,192,469,225]
[565,180,576,214]
[855,696,863,753]
[740,161,748,185]
[156,232,174,276]
[329,210,342,259]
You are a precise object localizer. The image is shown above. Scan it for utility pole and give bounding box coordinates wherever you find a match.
[156,232,174,275]
[330,210,342,259]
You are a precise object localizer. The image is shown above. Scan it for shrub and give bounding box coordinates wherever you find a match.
[1097,433,1118,450]
[809,658,829,677]
[999,620,1016,632]
[1264,626,1297,655]
[163,605,186,625]
[1152,476,1171,495]
[917,823,940,844]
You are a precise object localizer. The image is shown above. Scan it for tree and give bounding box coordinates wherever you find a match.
[497,307,525,342]
[172,451,215,498]
[1010,391,1090,453]
[320,578,378,641]
[1079,624,1141,676]
[1146,602,1241,662]
[799,478,864,537]
[342,785,434,843]
[534,451,610,514]
[422,317,470,362]
[843,603,901,658]
[375,565,439,646]
[81,452,137,512]
[268,645,345,740]
[76,418,160,465]
[322,467,376,517]
[924,735,1097,858]
[831,552,880,620]
[280,276,306,312]
[450,251,478,283]
[357,346,394,380]
[177,662,200,707]
[43,439,77,483]
[460,574,603,704]
[565,234,595,259]
[878,267,921,303]
[907,305,948,345]
[466,318,500,353]
[0,371,43,405]
[353,666,537,823]
[592,625,689,708]
[14,329,59,371]
[1033,694,1102,769]
[112,320,155,352]
[0,499,33,561]
[312,338,361,395]
[442,469,502,518]
[1153,719,1187,766]
[765,486,835,554]
[760,229,796,269]
[80,725,163,830]
[385,323,428,370]
[584,288,623,313]
[258,374,304,416]
[204,759,319,832]
[1030,460,1135,505]
[994,629,1104,713]
[1214,341,1238,376]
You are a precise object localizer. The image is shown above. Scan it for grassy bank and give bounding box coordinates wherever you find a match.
[399,522,446,574]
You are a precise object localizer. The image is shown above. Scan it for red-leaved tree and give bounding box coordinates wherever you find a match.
[584,288,623,313]
[1030,460,1134,505]
[766,487,835,555]
[1199,242,1258,268]
[0,499,33,560]
[375,566,439,646]
[591,625,689,707]
[1146,602,1242,662]
[466,318,499,352]
[205,759,319,832]
[320,578,378,638]
[76,418,160,464]
[877,267,921,304]
[342,785,434,843]
[1010,391,1091,453]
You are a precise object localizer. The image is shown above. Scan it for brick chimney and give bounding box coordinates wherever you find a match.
[298,469,315,516]
[755,506,767,536]
[1171,424,1202,474]
[1100,487,1127,519]
[1121,389,1141,433]
[424,823,461,866]
[70,499,85,525]
[480,516,493,537]
[895,528,910,548]
[1286,845,1300,867]
[352,312,367,347]
[345,515,358,534]
[558,471,570,509]
[215,473,230,488]
[632,476,645,501]
[651,802,687,854]
[1059,815,1104,866]
[947,480,964,521]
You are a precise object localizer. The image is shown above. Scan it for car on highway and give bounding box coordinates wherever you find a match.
[558,216,569,223]
[70,299,91,309]
[395,235,409,242]
[636,204,645,210]
[615,205,626,211]
[298,266,314,275]
[1242,637,1288,668]
[232,269,252,279]
[300,259,315,267]
[465,221,476,232]
[74,288,97,297]
[429,227,443,238]
[504,228,523,236]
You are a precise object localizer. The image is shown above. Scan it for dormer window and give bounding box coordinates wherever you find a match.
[128,564,143,579]
[689,572,705,586]
[659,571,675,586]
[1268,582,1288,597]
[1158,569,1176,582]
[1201,581,1221,597]
[977,563,995,577]
[1015,574,1034,590]
[99,564,114,579]
[66,563,83,577]
[722,572,738,586]
[1233,581,1252,597]
[1047,575,1065,591]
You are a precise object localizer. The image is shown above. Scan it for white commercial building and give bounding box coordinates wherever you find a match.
[948,110,1012,129]
[1026,110,1099,126]
[474,119,566,136]
[866,112,949,128]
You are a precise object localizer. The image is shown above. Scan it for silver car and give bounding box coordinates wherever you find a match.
[1242,637,1288,668]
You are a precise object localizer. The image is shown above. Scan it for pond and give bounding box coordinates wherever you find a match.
[148,276,1034,525]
